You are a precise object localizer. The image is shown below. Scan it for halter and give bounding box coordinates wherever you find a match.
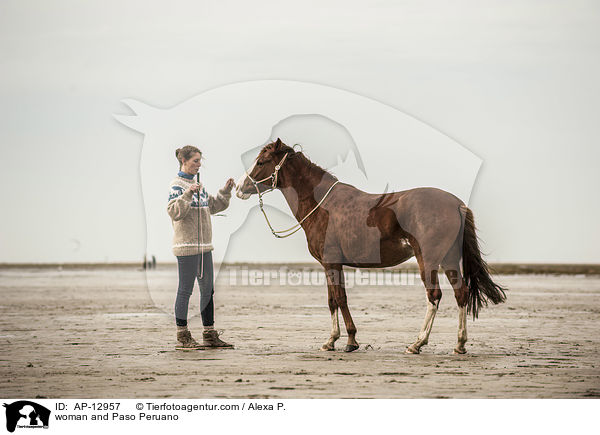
[246,153,339,238]
[246,153,289,194]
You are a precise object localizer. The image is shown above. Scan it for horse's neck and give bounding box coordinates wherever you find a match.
[279,158,336,223]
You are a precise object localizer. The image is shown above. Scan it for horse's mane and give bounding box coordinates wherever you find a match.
[293,151,338,182]
[265,141,338,182]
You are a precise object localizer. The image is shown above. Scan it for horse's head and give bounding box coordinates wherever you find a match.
[236,138,295,199]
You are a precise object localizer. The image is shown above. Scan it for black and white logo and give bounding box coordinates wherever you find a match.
[3,401,50,433]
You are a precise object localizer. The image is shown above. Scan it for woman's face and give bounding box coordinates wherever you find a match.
[182,152,202,175]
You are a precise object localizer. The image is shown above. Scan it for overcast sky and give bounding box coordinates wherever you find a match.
[1,1,599,264]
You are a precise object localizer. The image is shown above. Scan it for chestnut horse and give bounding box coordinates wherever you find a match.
[236,139,506,354]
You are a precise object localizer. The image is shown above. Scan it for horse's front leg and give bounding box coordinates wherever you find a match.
[324,264,359,352]
[320,288,340,351]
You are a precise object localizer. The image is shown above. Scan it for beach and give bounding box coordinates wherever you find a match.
[1,267,599,398]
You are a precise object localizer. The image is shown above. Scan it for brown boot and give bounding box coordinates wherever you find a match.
[176,329,205,350]
[202,329,234,348]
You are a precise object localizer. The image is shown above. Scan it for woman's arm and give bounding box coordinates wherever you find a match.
[208,178,235,214]
[208,188,231,215]
[167,184,196,221]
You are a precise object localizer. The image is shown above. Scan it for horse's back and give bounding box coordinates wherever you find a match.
[332,184,463,214]
[338,184,464,252]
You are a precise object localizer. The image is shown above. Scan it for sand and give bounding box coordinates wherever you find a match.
[1,267,599,398]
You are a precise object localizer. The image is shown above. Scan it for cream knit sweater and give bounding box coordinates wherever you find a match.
[167,172,231,256]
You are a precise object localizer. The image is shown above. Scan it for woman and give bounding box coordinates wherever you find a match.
[167,145,235,350]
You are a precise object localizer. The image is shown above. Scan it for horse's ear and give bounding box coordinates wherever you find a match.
[275,138,282,148]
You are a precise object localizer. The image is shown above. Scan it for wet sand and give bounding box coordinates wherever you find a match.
[1,267,599,398]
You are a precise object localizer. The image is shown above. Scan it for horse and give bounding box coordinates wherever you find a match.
[236,138,506,354]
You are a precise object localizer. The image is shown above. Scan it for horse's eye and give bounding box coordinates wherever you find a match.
[256,161,264,166]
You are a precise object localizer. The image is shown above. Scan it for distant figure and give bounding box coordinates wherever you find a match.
[143,254,157,270]
[167,145,235,350]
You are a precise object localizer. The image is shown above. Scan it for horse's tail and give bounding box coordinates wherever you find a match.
[460,205,506,319]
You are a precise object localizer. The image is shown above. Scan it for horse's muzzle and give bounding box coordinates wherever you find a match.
[235,182,252,200]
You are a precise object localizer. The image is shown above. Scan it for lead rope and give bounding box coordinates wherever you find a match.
[196,172,204,279]
[256,180,339,238]
[247,153,340,238]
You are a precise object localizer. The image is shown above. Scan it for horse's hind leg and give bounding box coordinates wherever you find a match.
[443,260,469,354]
[406,260,442,354]
[320,284,340,351]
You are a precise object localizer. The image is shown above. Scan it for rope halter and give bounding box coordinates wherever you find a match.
[245,152,289,194]
[245,152,338,238]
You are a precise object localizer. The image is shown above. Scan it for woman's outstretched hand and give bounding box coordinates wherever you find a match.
[224,178,236,193]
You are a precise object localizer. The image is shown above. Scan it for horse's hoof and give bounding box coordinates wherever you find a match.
[405,345,420,354]
[344,344,359,352]
[320,344,335,351]
[453,347,467,355]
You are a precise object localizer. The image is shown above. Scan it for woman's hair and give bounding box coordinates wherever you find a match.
[175,145,202,169]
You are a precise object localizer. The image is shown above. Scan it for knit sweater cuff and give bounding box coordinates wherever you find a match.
[218,188,232,199]
[182,188,194,201]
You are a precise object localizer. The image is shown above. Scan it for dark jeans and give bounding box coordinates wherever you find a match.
[175,252,214,327]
